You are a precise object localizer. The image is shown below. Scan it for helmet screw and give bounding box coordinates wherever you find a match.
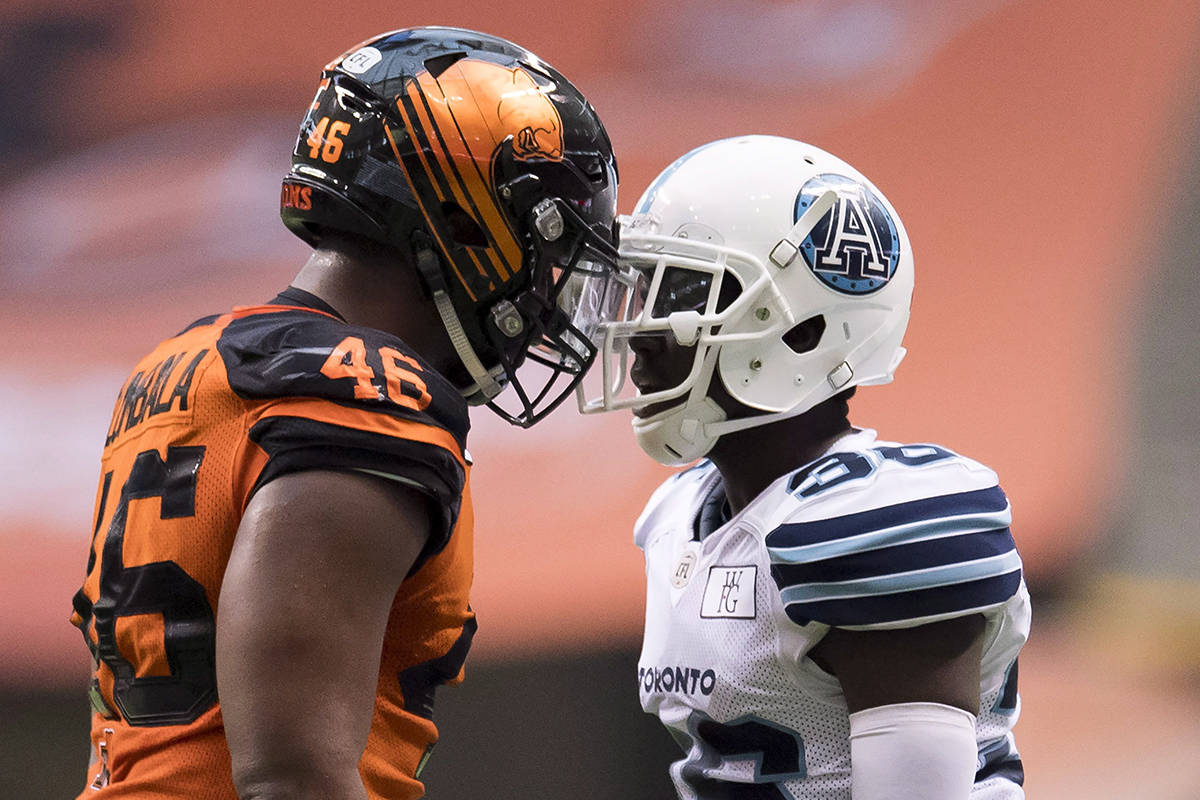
[532,198,564,241]
[755,307,770,321]
[491,300,525,338]
[794,374,805,385]
[500,186,512,200]
[749,359,763,371]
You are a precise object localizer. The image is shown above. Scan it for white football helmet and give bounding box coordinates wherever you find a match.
[571,135,914,465]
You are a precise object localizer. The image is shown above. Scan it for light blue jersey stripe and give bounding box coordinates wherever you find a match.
[769,506,1012,564]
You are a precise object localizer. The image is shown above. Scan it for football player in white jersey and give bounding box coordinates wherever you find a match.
[569,135,1029,799]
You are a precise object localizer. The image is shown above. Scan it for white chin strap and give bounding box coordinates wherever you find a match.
[633,397,728,466]
[632,345,728,466]
[413,243,505,404]
[632,312,909,465]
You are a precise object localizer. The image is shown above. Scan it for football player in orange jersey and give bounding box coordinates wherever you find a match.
[68,27,618,800]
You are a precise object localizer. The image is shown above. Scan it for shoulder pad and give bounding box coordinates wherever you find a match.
[218,306,468,444]
[764,443,1021,629]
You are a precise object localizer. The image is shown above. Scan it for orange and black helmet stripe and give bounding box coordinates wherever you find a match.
[410,69,522,280]
[389,58,570,301]
[393,90,505,295]
[400,80,512,284]
[396,80,513,289]
[382,122,481,303]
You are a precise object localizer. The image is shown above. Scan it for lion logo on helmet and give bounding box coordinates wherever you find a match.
[423,59,564,164]
[489,63,563,161]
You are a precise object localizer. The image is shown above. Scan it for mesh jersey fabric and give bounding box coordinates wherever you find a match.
[634,429,1029,799]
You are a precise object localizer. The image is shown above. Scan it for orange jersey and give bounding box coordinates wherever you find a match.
[69,293,475,799]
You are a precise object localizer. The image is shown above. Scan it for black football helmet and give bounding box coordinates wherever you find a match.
[281,26,619,426]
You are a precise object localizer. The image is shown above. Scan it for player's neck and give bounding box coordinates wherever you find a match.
[707,417,853,514]
[291,244,457,373]
[292,245,399,330]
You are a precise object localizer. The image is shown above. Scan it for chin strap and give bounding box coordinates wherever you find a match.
[707,304,911,439]
[635,304,908,463]
[413,241,504,403]
[633,347,729,466]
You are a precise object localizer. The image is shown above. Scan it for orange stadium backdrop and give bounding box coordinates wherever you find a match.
[2,2,1200,796]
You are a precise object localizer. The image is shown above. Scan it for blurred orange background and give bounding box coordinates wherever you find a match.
[2,1,1198,797]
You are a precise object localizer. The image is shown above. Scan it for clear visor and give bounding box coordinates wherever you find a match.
[560,261,641,347]
[564,261,722,343]
[568,244,736,414]
[486,231,620,426]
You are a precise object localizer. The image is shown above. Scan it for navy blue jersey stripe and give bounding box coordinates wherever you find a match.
[782,570,1022,627]
[974,736,1024,785]
[992,659,1020,715]
[779,550,1021,604]
[771,527,1016,586]
[976,736,1011,769]
[770,509,1012,565]
[766,486,1008,550]
[977,758,1024,786]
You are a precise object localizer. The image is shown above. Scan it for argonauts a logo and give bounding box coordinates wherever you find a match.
[795,174,900,296]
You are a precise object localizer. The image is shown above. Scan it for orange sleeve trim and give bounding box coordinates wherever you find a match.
[250,398,466,469]
[230,304,342,321]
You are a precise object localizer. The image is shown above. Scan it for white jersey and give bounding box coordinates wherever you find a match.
[635,429,1029,800]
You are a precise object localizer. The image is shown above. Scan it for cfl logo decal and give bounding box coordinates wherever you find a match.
[796,174,900,295]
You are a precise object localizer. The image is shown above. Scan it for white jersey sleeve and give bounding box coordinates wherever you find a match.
[764,443,1022,630]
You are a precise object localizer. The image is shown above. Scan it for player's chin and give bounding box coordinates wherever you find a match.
[632,397,682,419]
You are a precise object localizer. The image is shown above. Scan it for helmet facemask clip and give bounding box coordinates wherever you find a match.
[480,161,619,426]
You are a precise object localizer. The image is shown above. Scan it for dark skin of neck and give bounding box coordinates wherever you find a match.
[290,232,461,378]
[704,390,853,516]
[630,328,855,514]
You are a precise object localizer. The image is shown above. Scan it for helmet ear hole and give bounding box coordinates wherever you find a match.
[424,51,468,78]
[783,315,826,354]
[441,202,488,247]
